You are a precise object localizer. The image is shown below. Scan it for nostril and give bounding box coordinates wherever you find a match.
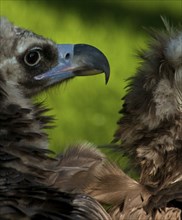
[65,53,70,60]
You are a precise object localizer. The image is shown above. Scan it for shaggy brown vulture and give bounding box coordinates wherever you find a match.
[113,18,182,196]
[0,18,111,220]
[52,19,182,219]
[115,19,182,188]
[110,19,182,218]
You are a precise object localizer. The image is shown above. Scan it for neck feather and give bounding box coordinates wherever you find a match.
[0,82,53,150]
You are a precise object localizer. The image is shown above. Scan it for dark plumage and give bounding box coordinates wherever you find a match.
[111,18,182,218]
[113,18,182,191]
[0,18,111,220]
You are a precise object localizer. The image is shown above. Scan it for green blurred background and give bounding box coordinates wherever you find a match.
[1,0,181,172]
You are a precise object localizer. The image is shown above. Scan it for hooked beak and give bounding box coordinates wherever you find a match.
[34,44,110,84]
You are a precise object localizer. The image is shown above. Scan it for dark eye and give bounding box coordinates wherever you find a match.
[24,50,41,66]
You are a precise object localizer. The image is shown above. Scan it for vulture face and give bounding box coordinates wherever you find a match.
[0,18,110,97]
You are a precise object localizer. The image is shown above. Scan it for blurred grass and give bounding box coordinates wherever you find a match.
[1,0,181,172]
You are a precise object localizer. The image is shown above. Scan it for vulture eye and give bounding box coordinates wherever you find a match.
[24,48,42,66]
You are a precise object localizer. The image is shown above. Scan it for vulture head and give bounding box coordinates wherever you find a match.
[113,19,182,189]
[0,17,110,99]
[0,17,110,149]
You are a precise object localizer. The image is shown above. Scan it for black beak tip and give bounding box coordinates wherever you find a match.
[98,49,110,84]
[74,44,110,84]
[104,64,110,84]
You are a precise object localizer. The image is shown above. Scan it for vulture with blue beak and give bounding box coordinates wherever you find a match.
[0,18,111,220]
